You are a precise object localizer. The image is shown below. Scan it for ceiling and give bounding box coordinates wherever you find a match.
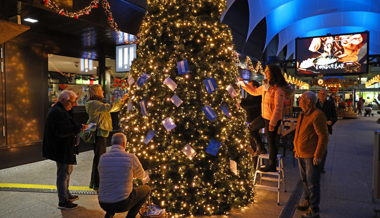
[222,0,380,60]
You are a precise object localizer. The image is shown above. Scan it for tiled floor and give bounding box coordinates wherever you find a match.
[1,115,380,217]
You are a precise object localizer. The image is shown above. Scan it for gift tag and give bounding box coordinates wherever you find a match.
[226,84,237,98]
[162,117,176,131]
[177,59,189,75]
[202,105,217,121]
[143,129,156,144]
[170,95,183,107]
[220,104,231,117]
[203,77,217,94]
[181,144,197,160]
[163,77,177,91]
[128,76,135,86]
[206,139,221,156]
[140,100,148,116]
[136,72,150,87]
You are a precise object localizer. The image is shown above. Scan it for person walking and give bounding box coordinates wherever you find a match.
[85,84,128,190]
[42,90,89,209]
[357,96,363,115]
[98,133,151,218]
[240,80,262,168]
[316,89,337,173]
[294,91,329,218]
[238,64,293,172]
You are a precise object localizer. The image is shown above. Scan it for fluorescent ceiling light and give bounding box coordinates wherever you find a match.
[24,18,38,23]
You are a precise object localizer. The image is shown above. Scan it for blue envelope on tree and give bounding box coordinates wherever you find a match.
[177,59,189,75]
[220,104,231,117]
[139,100,148,116]
[143,129,156,145]
[206,139,222,156]
[202,105,217,121]
[127,102,133,111]
[136,72,150,87]
[203,77,217,94]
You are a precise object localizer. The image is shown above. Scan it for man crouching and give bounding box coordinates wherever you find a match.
[98,133,151,218]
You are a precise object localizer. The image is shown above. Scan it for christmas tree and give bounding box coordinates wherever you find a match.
[119,0,255,216]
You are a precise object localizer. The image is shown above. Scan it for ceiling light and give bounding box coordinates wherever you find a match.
[24,18,38,23]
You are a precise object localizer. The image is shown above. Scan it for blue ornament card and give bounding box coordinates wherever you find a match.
[139,100,148,116]
[206,139,222,156]
[143,129,156,145]
[220,104,231,117]
[203,77,217,94]
[163,77,177,91]
[177,59,189,75]
[202,105,217,121]
[136,72,150,87]
[127,102,133,111]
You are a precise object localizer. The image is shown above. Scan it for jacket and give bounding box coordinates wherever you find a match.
[85,99,123,138]
[240,94,262,123]
[293,106,329,159]
[98,145,145,203]
[42,102,82,164]
[316,100,337,134]
[248,85,285,126]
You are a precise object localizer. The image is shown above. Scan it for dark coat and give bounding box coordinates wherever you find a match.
[316,100,337,135]
[42,102,82,164]
[240,94,262,123]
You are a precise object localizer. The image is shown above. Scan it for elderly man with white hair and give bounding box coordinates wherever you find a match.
[294,91,329,218]
[98,133,151,218]
[42,90,89,210]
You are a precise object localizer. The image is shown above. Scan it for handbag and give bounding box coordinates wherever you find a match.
[80,115,103,143]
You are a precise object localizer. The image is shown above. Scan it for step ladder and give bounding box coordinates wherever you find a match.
[253,154,286,205]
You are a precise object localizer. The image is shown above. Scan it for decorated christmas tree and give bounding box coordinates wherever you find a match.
[119,0,255,216]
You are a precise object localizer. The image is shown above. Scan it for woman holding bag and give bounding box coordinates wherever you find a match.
[238,64,293,172]
[86,84,128,190]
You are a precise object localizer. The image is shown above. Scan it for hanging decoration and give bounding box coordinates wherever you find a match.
[42,0,138,44]
[283,72,309,89]
[234,52,264,75]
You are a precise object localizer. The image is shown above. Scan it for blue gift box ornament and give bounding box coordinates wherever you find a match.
[127,102,133,111]
[143,129,156,145]
[177,59,189,75]
[202,105,217,121]
[220,104,231,117]
[136,72,151,87]
[203,77,217,94]
[143,204,165,216]
[206,139,222,156]
[139,100,148,116]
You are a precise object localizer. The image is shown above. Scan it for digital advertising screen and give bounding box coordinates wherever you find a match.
[296,31,369,76]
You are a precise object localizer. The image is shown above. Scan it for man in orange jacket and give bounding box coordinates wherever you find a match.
[294,91,329,218]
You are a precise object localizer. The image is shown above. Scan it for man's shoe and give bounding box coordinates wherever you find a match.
[68,194,79,202]
[296,200,310,211]
[301,208,319,218]
[58,200,78,210]
[89,182,94,189]
[253,148,267,157]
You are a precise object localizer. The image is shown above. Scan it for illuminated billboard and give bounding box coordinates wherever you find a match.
[296,31,369,76]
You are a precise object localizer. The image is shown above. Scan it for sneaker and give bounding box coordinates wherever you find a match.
[68,194,79,202]
[58,200,78,210]
[301,208,319,218]
[296,200,310,211]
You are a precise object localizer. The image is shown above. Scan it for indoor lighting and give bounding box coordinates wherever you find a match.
[23,18,38,23]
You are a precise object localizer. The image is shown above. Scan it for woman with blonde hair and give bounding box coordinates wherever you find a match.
[85,84,128,190]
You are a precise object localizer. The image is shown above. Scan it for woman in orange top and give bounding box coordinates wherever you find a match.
[239,64,291,172]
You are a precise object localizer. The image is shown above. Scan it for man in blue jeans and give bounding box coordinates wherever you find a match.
[294,91,329,218]
[98,133,151,218]
[42,90,89,209]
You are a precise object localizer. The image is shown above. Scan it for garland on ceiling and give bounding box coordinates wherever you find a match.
[366,75,380,88]
[42,0,138,44]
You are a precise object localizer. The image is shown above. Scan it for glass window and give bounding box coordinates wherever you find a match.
[47,54,99,107]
